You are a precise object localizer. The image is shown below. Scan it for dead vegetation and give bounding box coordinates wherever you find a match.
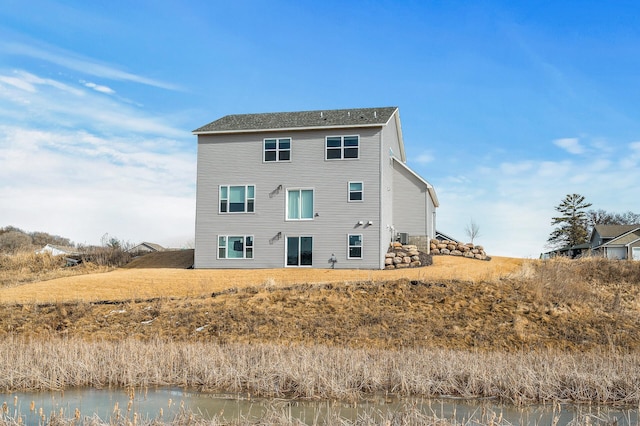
[0,252,109,288]
[0,255,524,303]
[2,337,640,407]
[1,257,639,353]
[2,256,640,409]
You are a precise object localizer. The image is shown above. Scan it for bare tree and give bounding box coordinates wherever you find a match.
[0,231,32,253]
[465,219,481,244]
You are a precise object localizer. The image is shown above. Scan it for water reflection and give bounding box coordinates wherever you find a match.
[1,387,637,425]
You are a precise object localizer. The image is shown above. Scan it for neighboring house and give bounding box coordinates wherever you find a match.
[193,106,439,269]
[542,224,640,260]
[541,243,591,259]
[590,224,640,260]
[128,242,166,255]
[36,244,79,256]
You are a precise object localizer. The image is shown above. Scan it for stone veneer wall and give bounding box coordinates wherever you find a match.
[407,235,428,252]
[430,239,489,260]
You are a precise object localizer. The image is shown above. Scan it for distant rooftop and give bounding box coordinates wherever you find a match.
[593,224,640,239]
[193,106,398,134]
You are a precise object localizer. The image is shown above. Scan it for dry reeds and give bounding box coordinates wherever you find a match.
[1,338,639,407]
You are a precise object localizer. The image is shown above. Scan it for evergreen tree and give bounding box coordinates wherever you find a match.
[547,194,592,249]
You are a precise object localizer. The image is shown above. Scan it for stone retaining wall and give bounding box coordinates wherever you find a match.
[385,242,423,269]
[430,239,489,260]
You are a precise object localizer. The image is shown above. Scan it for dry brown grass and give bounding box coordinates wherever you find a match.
[0,256,524,304]
[1,337,640,407]
[0,252,109,288]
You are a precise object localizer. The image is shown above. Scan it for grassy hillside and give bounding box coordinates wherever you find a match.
[1,256,640,352]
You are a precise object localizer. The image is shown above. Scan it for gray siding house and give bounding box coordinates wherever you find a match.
[193,107,438,269]
[590,225,640,260]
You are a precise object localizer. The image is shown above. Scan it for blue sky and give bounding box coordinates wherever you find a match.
[1,0,639,257]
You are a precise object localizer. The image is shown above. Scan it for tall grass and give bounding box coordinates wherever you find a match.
[0,252,110,288]
[0,404,629,426]
[1,338,639,406]
[511,257,640,306]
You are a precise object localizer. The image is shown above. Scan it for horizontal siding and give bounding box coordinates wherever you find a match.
[195,127,383,268]
[392,161,427,236]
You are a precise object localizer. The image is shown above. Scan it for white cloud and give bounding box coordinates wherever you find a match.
[499,161,533,175]
[620,141,640,169]
[0,69,184,138]
[0,70,84,95]
[414,151,434,164]
[553,137,584,154]
[81,81,115,94]
[0,68,194,247]
[428,140,640,258]
[0,41,180,91]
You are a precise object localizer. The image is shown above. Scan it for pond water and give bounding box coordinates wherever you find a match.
[1,387,637,425]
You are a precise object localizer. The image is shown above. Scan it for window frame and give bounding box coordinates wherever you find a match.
[219,185,255,214]
[348,181,363,202]
[285,188,315,221]
[325,135,360,160]
[217,235,254,259]
[347,234,363,259]
[263,137,292,162]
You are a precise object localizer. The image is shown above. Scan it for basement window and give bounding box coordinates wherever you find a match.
[218,235,254,259]
[348,234,362,259]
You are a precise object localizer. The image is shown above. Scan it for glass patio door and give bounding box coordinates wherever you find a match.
[286,236,313,266]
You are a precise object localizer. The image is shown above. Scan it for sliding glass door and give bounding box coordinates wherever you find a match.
[286,236,313,266]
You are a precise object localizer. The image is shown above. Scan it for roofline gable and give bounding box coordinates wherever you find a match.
[391,109,406,162]
[391,156,439,207]
[599,227,640,247]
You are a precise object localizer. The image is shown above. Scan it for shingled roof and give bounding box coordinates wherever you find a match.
[593,224,640,239]
[193,107,398,134]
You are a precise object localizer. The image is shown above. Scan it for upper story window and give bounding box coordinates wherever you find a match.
[326,135,359,160]
[219,185,255,213]
[348,181,363,202]
[264,138,291,162]
[286,189,314,220]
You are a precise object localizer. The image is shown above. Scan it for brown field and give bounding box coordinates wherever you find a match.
[1,255,640,353]
[0,255,523,303]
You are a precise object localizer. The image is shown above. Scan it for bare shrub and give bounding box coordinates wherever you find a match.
[511,257,640,306]
[81,246,132,267]
[0,231,32,254]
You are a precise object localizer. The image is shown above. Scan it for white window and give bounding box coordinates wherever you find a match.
[286,189,314,220]
[264,138,291,162]
[326,135,359,160]
[348,234,362,259]
[218,235,254,259]
[348,181,363,202]
[219,185,255,213]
